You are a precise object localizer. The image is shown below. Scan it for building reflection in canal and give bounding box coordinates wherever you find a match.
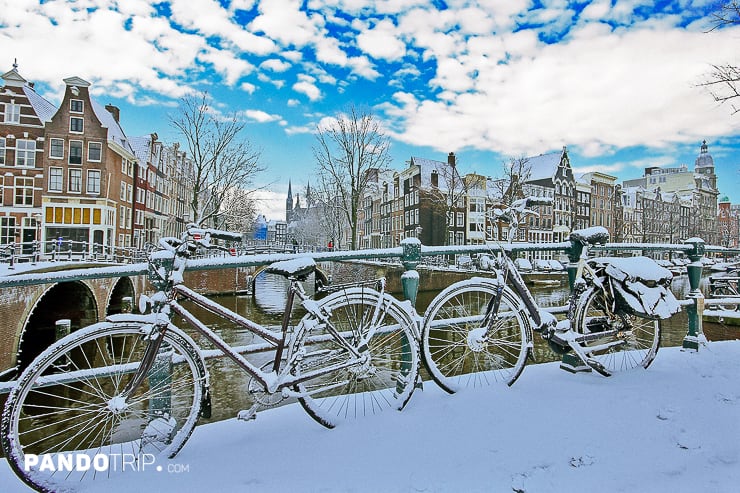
[180,272,739,424]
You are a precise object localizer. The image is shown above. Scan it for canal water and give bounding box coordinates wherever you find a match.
[187,272,740,424]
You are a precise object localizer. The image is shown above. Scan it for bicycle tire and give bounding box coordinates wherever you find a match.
[293,287,420,428]
[1,321,207,492]
[421,279,531,394]
[572,286,661,375]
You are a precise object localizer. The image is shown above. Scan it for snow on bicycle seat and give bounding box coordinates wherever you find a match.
[265,257,316,280]
[569,226,609,245]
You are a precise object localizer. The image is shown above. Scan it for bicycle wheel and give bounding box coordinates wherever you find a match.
[1,321,207,492]
[573,286,661,375]
[293,287,420,428]
[421,279,531,394]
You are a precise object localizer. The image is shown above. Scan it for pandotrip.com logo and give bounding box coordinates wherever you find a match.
[23,453,180,473]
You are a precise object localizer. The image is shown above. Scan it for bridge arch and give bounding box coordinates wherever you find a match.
[16,281,99,372]
[106,276,136,315]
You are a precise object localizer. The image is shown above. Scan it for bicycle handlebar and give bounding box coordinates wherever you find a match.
[186,226,243,243]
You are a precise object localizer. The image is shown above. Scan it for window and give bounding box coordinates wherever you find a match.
[70,117,84,133]
[120,182,126,201]
[0,137,5,165]
[49,138,64,159]
[1,217,16,244]
[49,167,63,192]
[88,142,102,162]
[68,169,81,193]
[456,212,464,227]
[4,102,20,123]
[14,177,34,206]
[15,139,36,167]
[87,170,101,194]
[69,141,82,164]
[70,99,83,113]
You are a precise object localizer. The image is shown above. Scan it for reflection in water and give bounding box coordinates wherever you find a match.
[182,273,739,424]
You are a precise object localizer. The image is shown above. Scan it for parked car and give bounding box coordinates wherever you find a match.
[476,254,495,271]
[533,259,551,272]
[514,258,533,272]
[548,259,566,271]
[456,254,473,269]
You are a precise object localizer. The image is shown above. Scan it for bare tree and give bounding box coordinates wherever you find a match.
[170,92,264,226]
[702,1,740,113]
[488,155,532,204]
[312,106,392,250]
[220,188,258,233]
[426,156,467,245]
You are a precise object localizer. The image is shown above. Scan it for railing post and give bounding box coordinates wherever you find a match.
[400,238,421,307]
[682,237,705,351]
[55,319,71,341]
[8,243,15,270]
[565,236,582,292]
[121,296,133,313]
[32,240,39,264]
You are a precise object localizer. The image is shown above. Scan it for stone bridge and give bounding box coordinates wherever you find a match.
[0,264,259,376]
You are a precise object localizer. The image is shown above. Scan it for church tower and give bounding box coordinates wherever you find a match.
[694,140,717,190]
[286,180,294,222]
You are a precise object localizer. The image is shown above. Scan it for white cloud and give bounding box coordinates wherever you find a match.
[251,0,324,47]
[293,75,322,100]
[240,82,257,93]
[356,19,406,61]
[251,188,288,221]
[383,21,740,157]
[242,109,283,123]
[260,59,292,72]
[169,0,275,55]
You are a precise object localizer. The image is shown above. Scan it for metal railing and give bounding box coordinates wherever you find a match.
[0,236,738,394]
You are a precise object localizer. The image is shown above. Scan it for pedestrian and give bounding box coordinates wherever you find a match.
[328,239,334,251]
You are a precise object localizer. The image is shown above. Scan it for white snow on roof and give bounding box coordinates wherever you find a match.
[525,150,563,182]
[22,85,56,124]
[130,135,152,164]
[409,156,461,189]
[91,100,135,155]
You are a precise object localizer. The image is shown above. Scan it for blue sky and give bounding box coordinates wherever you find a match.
[2,0,739,220]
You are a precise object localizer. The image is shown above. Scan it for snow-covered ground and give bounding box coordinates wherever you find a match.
[1,341,738,493]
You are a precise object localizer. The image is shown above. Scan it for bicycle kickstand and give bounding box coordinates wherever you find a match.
[237,404,258,422]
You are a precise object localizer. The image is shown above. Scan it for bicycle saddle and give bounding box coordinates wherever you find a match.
[569,226,609,245]
[265,257,316,281]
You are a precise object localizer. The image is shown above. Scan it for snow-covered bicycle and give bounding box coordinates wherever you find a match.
[1,226,420,492]
[421,197,680,393]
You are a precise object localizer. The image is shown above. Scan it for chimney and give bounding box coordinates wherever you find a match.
[448,152,456,167]
[105,104,120,123]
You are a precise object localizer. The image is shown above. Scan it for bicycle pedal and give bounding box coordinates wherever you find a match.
[586,358,611,377]
[237,408,258,422]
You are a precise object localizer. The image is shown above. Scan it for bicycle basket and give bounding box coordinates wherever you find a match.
[603,257,680,320]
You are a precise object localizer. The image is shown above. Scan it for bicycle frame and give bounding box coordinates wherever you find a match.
[121,233,392,406]
[164,282,370,393]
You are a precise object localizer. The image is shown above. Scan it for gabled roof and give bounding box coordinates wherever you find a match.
[1,68,27,87]
[525,149,564,182]
[23,85,56,124]
[91,100,134,156]
[2,67,57,124]
[129,135,153,164]
[409,156,461,189]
